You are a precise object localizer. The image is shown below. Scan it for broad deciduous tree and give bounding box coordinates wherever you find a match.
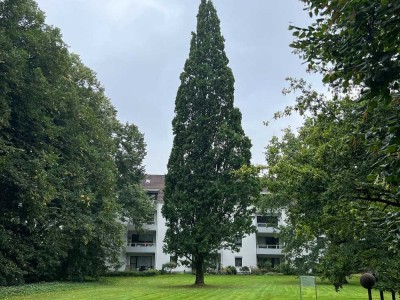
[0,0,150,285]
[266,0,400,290]
[263,79,400,291]
[289,0,400,222]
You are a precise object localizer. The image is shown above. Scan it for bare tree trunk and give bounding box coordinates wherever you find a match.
[194,256,205,285]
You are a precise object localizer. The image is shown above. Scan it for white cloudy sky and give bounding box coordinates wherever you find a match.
[35,0,323,174]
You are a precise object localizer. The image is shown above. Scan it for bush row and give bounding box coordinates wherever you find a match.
[103,262,296,277]
[205,263,295,275]
[103,270,160,277]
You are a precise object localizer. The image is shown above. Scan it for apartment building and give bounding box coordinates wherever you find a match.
[119,175,285,272]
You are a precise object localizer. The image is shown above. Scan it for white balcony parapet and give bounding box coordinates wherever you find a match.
[127,242,156,247]
[256,223,280,234]
[127,222,156,231]
[256,244,284,255]
[257,223,278,228]
[257,244,283,249]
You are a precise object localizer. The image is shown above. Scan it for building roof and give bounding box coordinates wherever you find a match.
[141,175,165,202]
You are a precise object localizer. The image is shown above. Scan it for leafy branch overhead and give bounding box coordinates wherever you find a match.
[288,0,400,207]
[263,0,400,291]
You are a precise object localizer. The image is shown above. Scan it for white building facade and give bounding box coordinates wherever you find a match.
[119,175,285,272]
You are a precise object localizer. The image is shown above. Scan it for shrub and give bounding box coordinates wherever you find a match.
[258,261,273,273]
[250,266,262,275]
[161,262,177,274]
[276,263,296,275]
[103,269,159,277]
[205,268,218,275]
[223,266,237,275]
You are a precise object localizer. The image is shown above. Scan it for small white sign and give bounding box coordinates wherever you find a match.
[300,276,316,287]
[299,276,317,300]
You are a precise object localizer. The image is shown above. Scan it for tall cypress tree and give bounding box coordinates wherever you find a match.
[162,0,260,285]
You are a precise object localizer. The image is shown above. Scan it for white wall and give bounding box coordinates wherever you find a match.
[219,217,258,270]
[155,202,169,269]
[117,228,128,271]
[119,204,286,272]
[155,202,190,272]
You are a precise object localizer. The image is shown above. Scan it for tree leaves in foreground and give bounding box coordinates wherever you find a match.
[0,0,151,285]
[162,0,260,286]
[289,0,400,212]
[263,79,400,291]
[263,0,400,291]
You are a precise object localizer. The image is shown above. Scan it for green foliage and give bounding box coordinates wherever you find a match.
[114,122,153,228]
[268,0,400,291]
[249,266,262,275]
[264,79,400,291]
[276,263,296,275]
[162,0,260,285]
[0,0,150,285]
[257,261,273,273]
[0,282,101,299]
[240,266,249,272]
[103,270,160,277]
[291,0,400,98]
[223,266,237,275]
[161,262,178,274]
[289,0,400,209]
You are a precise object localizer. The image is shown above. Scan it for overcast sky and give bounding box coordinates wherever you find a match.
[35,0,323,174]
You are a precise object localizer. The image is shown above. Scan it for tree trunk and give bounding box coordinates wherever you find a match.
[194,256,205,285]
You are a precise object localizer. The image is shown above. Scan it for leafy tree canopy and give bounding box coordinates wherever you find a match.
[289,0,400,203]
[264,79,400,291]
[268,1,400,290]
[0,0,151,285]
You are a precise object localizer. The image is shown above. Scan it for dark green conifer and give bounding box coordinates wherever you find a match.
[162,0,260,285]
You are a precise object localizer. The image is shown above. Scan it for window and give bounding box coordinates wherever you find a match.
[130,256,153,271]
[257,215,279,227]
[131,234,139,243]
[145,211,157,224]
[170,256,177,264]
[131,234,154,244]
[235,257,242,267]
[258,257,281,268]
[257,215,267,224]
[265,236,279,245]
[147,192,158,201]
[266,216,279,227]
[235,238,242,247]
[139,234,154,243]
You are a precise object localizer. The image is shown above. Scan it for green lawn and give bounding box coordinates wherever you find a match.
[0,274,389,300]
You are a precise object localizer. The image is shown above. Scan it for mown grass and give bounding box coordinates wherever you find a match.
[0,274,391,300]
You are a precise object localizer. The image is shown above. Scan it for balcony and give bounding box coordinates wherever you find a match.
[127,221,156,231]
[257,223,279,234]
[256,244,284,255]
[126,242,156,253]
[143,221,157,231]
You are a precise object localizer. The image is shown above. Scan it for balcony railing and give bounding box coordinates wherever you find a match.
[257,244,283,249]
[257,223,278,228]
[127,242,156,247]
